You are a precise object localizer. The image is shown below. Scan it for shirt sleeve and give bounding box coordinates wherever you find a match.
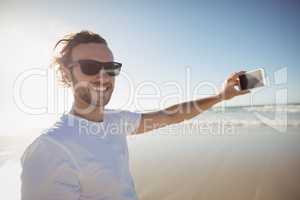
[120,110,142,135]
[21,136,80,200]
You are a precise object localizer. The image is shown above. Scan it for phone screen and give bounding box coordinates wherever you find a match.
[239,69,266,90]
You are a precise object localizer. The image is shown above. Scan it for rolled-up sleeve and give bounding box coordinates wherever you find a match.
[21,136,80,200]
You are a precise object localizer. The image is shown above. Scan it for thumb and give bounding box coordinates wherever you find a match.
[238,89,250,96]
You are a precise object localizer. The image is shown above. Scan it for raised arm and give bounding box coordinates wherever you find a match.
[134,71,249,134]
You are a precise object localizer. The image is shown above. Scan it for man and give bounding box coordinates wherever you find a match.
[20,31,249,200]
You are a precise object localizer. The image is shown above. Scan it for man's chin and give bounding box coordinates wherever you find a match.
[91,96,111,108]
[89,91,111,105]
[93,100,108,108]
[76,88,112,108]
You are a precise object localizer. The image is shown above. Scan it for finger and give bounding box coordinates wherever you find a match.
[232,71,246,80]
[228,77,240,86]
[229,72,237,79]
[228,71,244,83]
[237,89,250,95]
[227,79,236,87]
[234,78,239,84]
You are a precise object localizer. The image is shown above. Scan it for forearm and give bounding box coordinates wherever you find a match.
[136,71,250,134]
[163,94,222,124]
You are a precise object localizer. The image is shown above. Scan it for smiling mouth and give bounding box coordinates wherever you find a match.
[90,83,110,92]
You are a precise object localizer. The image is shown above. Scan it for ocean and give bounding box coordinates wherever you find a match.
[1,104,300,200]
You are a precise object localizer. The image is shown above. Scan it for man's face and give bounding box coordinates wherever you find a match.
[69,43,115,108]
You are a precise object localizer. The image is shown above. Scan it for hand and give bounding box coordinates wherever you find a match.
[218,71,250,100]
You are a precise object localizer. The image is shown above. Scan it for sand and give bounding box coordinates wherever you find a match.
[128,127,300,200]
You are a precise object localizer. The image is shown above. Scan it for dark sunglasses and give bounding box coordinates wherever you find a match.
[69,59,122,76]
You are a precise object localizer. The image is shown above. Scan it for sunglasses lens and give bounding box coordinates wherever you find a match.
[105,68,121,76]
[79,61,100,75]
[78,60,122,76]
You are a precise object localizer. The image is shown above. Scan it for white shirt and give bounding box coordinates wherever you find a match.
[21,109,142,200]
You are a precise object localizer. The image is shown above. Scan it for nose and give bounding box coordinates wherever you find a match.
[95,70,112,84]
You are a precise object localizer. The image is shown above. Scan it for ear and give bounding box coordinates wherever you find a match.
[61,65,72,83]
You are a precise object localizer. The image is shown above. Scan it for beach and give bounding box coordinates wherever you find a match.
[129,127,300,200]
[1,104,300,200]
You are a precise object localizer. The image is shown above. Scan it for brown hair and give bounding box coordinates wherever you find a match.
[52,30,108,87]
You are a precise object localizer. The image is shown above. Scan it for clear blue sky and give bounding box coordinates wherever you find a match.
[0,0,299,133]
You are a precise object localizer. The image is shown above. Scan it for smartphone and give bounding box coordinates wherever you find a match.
[238,68,266,90]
